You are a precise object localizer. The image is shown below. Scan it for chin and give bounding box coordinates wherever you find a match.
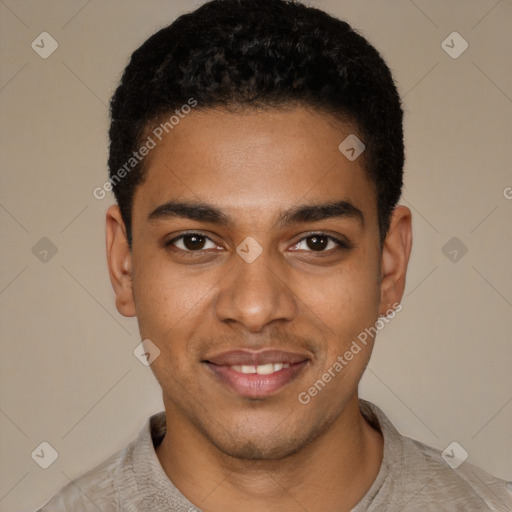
[215,436,304,461]
[204,417,330,462]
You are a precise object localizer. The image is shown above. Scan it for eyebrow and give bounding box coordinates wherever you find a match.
[148,199,365,228]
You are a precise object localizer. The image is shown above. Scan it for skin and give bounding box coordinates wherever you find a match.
[106,107,412,512]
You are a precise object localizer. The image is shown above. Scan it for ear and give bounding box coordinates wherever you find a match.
[379,205,412,315]
[106,205,136,317]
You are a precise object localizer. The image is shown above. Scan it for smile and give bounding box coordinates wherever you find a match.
[203,350,311,398]
[230,363,291,375]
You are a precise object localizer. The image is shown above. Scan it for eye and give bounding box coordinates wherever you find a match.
[164,231,350,256]
[290,233,349,253]
[165,232,220,252]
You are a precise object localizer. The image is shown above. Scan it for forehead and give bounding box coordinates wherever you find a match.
[132,107,377,226]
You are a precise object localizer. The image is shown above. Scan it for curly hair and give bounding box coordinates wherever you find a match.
[108,0,404,246]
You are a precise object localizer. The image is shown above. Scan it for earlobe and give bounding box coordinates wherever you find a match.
[106,205,136,317]
[379,205,413,316]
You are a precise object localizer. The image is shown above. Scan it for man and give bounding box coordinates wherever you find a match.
[38,0,512,510]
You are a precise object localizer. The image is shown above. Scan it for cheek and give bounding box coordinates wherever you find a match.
[302,257,381,387]
[303,256,380,333]
[131,248,211,343]
[302,272,379,407]
[132,259,208,392]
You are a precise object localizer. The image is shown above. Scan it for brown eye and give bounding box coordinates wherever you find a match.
[182,234,207,250]
[291,233,348,253]
[166,233,219,252]
[305,235,329,251]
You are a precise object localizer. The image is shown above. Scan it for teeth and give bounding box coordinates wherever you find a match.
[256,363,274,375]
[231,363,291,375]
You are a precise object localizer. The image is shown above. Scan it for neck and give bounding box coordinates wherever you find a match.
[156,395,383,512]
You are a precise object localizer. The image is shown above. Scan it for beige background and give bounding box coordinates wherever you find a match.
[1,0,511,510]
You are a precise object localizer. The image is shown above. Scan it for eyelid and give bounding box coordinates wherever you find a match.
[291,232,351,251]
[164,231,222,251]
[165,231,351,253]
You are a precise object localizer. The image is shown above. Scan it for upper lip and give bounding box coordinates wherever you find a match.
[204,350,311,366]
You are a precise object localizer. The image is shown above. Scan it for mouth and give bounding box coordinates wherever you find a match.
[203,350,311,399]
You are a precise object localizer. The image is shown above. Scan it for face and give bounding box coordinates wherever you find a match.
[107,107,411,460]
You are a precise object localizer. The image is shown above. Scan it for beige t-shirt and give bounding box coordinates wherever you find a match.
[36,400,512,511]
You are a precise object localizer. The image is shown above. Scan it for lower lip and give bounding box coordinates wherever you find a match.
[204,362,308,398]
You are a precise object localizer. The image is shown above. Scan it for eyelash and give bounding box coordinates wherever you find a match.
[164,231,350,255]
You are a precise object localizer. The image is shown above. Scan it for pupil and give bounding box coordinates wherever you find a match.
[307,236,327,251]
[184,235,205,250]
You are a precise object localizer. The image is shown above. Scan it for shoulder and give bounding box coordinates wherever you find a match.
[406,436,512,510]
[35,436,139,512]
[360,400,512,510]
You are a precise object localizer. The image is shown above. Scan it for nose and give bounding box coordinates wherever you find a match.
[215,246,297,333]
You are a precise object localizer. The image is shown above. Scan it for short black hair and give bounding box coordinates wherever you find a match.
[108,0,404,246]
